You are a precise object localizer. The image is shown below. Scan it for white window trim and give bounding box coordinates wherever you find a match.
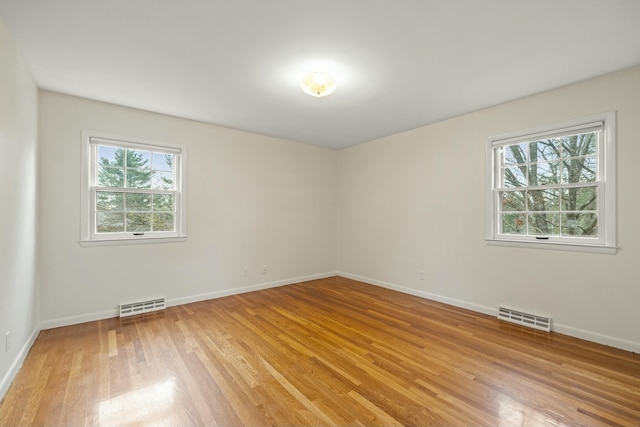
[485,112,616,254]
[80,130,187,246]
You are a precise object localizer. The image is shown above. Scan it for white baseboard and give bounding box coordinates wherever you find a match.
[39,308,119,330]
[337,271,497,317]
[552,323,640,354]
[167,272,337,307]
[0,326,40,401]
[337,271,640,354]
[39,272,338,331]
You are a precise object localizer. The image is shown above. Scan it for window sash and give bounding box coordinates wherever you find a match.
[90,189,179,234]
[495,182,603,241]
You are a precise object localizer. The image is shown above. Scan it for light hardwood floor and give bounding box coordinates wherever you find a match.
[1,276,639,426]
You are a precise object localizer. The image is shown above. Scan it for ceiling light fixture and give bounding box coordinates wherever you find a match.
[300,71,337,97]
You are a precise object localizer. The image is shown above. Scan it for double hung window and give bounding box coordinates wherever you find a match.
[486,113,616,253]
[82,131,186,243]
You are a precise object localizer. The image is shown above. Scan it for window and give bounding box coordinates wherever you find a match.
[486,112,616,253]
[81,131,186,244]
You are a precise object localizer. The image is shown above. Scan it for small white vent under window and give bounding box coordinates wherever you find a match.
[120,298,165,318]
[498,306,551,332]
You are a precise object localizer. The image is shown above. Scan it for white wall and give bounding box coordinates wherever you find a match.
[337,67,640,352]
[0,18,39,396]
[38,91,337,325]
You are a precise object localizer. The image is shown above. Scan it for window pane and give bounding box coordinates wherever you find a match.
[501,213,527,234]
[98,146,123,166]
[124,149,152,188]
[500,191,525,212]
[530,139,560,160]
[125,169,152,188]
[152,171,174,190]
[126,149,150,168]
[152,153,173,171]
[561,132,598,157]
[126,213,151,232]
[561,186,597,211]
[503,144,527,165]
[152,194,174,211]
[527,189,559,212]
[97,191,123,211]
[528,213,559,235]
[561,213,597,236]
[562,156,596,184]
[528,161,559,186]
[503,166,527,188]
[153,213,174,231]
[125,193,152,211]
[97,212,125,233]
[98,166,124,187]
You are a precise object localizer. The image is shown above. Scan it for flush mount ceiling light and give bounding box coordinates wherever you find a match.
[300,71,337,97]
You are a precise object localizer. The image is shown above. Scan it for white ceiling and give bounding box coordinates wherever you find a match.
[1,0,639,150]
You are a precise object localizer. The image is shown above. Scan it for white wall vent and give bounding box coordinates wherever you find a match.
[120,298,165,318]
[497,306,551,332]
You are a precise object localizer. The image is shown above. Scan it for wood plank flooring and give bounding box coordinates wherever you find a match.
[1,276,639,426]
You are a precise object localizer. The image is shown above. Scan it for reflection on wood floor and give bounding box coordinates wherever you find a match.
[1,276,639,426]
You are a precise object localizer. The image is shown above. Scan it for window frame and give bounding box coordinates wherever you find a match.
[485,112,616,254]
[81,130,187,245]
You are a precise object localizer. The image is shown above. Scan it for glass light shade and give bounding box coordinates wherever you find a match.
[300,71,337,97]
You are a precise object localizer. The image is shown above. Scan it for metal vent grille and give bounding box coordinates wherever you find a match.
[498,306,551,332]
[120,298,165,318]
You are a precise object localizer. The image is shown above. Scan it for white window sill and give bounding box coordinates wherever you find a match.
[485,238,617,255]
[80,236,187,247]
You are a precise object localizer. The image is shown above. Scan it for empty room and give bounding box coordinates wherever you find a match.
[1,1,640,425]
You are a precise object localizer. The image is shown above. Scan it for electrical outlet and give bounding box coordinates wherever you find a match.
[5,331,10,352]
[419,271,425,280]
[261,265,268,275]
[243,267,248,277]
